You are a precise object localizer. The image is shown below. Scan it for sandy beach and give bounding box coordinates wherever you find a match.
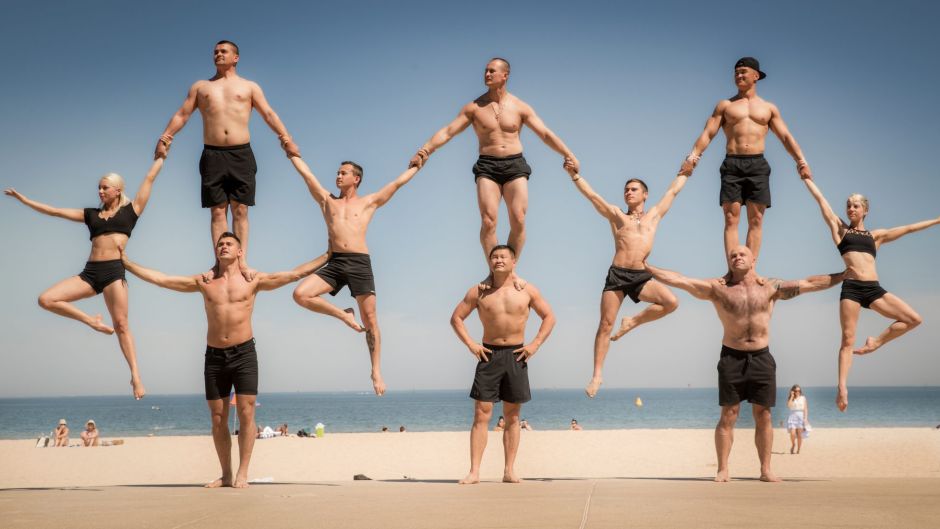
[2,428,938,528]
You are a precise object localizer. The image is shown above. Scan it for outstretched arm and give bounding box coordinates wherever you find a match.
[770,272,844,301]
[251,82,299,157]
[873,216,940,245]
[680,101,726,175]
[371,166,420,208]
[450,287,491,362]
[563,163,619,222]
[646,262,714,300]
[802,178,844,245]
[768,104,812,179]
[155,82,199,159]
[649,173,690,220]
[522,102,578,170]
[257,251,330,291]
[121,251,200,292]
[131,158,166,216]
[516,285,555,361]
[410,106,473,168]
[4,189,84,222]
[289,156,330,204]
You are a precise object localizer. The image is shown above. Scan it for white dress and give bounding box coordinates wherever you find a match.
[786,395,806,430]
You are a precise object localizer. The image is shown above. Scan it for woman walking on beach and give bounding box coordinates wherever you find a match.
[5,157,165,400]
[786,385,808,454]
[803,178,940,411]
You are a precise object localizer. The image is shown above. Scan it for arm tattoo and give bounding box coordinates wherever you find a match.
[774,280,801,300]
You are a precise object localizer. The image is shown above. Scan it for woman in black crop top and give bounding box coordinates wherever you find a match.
[4,158,164,400]
[803,178,940,411]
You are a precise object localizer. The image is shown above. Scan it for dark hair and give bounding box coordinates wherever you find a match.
[216,40,239,55]
[340,160,364,188]
[498,416,504,420]
[490,57,511,73]
[489,244,516,258]
[624,178,648,193]
[217,231,242,246]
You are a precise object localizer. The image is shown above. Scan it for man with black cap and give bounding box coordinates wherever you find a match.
[679,57,812,262]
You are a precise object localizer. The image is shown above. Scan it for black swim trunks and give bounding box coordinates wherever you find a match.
[717,345,776,408]
[199,143,257,208]
[719,154,772,207]
[470,344,531,404]
[78,259,126,294]
[840,279,888,309]
[472,153,532,186]
[314,252,376,297]
[603,266,653,303]
[204,338,259,400]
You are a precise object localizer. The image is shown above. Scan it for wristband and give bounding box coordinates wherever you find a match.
[571,176,581,182]
[796,159,808,168]
[159,134,173,147]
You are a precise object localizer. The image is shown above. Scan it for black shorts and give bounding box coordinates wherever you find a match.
[314,252,376,297]
[204,338,259,400]
[841,279,888,309]
[603,266,652,303]
[469,344,531,404]
[472,153,532,186]
[719,154,772,207]
[717,345,776,408]
[78,259,126,294]
[199,143,257,208]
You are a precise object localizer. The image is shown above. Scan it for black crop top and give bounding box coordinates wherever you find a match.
[837,228,876,257]
[84,203,139,240]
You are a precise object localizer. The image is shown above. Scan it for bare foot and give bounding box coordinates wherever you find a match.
[204,476,232,488]
[610,316,636,341]
[342,308,364,332]
[790,446,795,455]
[502,473,523,483]
[131,377,146,400]
[233,477,249,489]
[760,472,782,483]
[585,377,603,399]
[836,387,849,412]
[853,337,880,355]
[458,473,480,485]
[88,315,114,335]
[714,469,730,482]
[372,372,386,396]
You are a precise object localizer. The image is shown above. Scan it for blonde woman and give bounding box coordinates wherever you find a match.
[786,385,808,454]
[5,158,164,399]
[803,178,940,411]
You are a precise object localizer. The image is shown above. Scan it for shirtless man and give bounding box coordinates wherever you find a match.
[647,246,842,482]
[154,40,299,270]
[564,162,689,398]
[410,58,578,265]
[680,57,811,260]
[122,233,327,488]
[450,245,555,484]
[289,156,420,396]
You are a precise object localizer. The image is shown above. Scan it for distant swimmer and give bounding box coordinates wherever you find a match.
[154,40,300,277]
[679,57,812,261]
[410,58,578,280]
[564,161,689,398]
[289,156,422,396]
[647,247,842,482]
[5,157,165,399]
[122,233,328,488]
[803,178,940,411]
[450,245,555,484]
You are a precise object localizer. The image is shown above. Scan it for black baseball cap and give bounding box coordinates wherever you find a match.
[734,57,766,80]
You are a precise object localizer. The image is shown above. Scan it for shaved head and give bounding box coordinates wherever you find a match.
[489,57,511,73]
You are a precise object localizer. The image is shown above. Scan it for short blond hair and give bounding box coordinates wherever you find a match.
[846,193,869,217]
[100,173,131,207]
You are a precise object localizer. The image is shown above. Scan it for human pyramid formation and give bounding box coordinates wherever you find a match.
[6,42,940,486]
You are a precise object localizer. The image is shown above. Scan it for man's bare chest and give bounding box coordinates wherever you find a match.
[198,84,252,112]
[472,105,522,134]
[724,101,771,127]
[716,285,771,315]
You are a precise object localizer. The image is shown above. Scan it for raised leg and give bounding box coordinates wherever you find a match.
[714,404,739,482]
[293,275,363,332]
[837,299,862,412]
[205,398,233,488]
[855,293,922,354]
[501,401,523,483]
[611,279,679,341]
[356,293,385,395]
[460,400,493,484]
[752,404,779,482]
[102,280,144,399]
[38,276,112,334]
[586,290,624,398]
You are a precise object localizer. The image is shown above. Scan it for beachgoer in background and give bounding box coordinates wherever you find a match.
[647,246,842,482]
[54,419,69,447]
[451,245,555,484]
[276,423,289,436]
[399,425,406,433]
[121,234,328,488]
[679,57,811,261]
[81,420,99,447]
[493,416,505,432]
[289,157,422,396]
[786,385,808,454]
[520,419,533,431]
[802,178,939,411]
[570,419,582,431]
[5,158,165,399]
[381,426,389,433]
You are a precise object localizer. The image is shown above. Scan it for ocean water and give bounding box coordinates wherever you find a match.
[1,386,938,440]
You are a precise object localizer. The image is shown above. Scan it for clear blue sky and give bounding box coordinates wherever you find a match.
[2,0,938,397]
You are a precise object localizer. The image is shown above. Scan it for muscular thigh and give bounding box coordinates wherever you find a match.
[637,279,675,306]
[868,293,918,321]
[501,178,529,217]
[476,177,503,218]
[43,275,97,302]
[295,273,335,297]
